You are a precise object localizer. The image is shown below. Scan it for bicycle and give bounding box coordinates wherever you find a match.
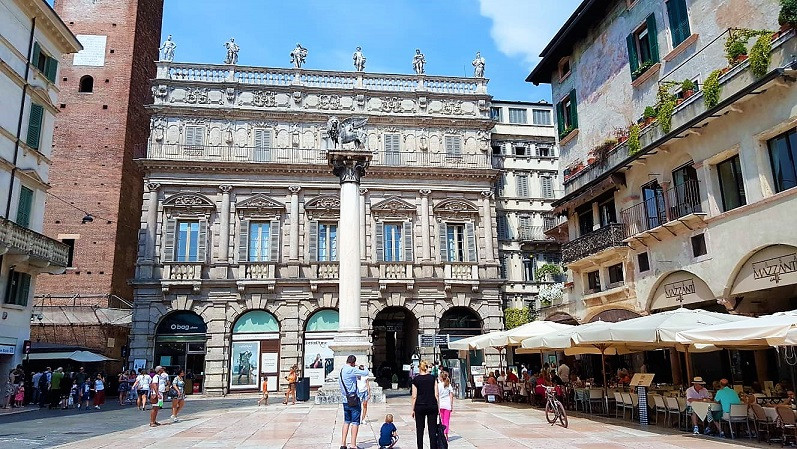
[544,386,568,428]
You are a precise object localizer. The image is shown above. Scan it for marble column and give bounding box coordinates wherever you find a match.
[218,185,232,262]
[145,182,160,260]
[480,190,494,261]
[288,185,301,261]
[420,189,431,260]
[359,188,368,259]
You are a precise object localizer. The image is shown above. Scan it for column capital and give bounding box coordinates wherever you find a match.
[331,157,368,184]
[288,185,301,194]
[219,184,233,193]
[419,189,432,196]
[480,190,494,199]
[147,182,161,192]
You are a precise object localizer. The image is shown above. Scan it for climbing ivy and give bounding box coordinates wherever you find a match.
[749,33,773,77]
[505,307,530,329]
[628,124,641,155]
[703,69,723,109]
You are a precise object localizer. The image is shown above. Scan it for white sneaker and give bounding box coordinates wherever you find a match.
[172,416,179,423]
[95,405,100,409]
[693,426,699,435]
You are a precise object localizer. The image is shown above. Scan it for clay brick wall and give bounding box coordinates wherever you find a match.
[39,0,163,306]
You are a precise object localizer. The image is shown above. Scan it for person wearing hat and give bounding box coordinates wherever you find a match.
[686,376,713,435]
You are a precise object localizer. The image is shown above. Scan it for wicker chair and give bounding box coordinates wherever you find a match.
[750,403,774,443]
[776,405,797,446]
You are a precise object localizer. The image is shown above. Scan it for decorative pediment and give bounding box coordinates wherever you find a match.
[370,196,416,218]
[236,194,285,218]
[433,198,479,219]
[304,194,340,220]
[163,193,216,215]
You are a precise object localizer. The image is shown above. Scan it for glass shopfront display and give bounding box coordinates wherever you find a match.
[303,309,338,387]
[154,311,207,394]
[230,310,280,391]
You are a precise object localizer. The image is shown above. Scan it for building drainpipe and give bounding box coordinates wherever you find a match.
[4,17,36,219]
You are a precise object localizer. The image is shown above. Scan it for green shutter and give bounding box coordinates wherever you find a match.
[45,56,58,83]
[568,89,578,129]
[627,33,639,77]
[646,14,660,62]
[26,104,43,149]
[16,186,33,228]
[17,273,31,307]
[31,42,40,69]
[238,219,249,262]
[375,222,384,261]
[667,0,690,47]
[555,101,565,136]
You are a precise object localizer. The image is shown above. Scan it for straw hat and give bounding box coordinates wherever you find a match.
[692,376,706,384]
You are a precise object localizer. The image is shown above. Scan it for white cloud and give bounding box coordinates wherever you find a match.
[478,0,581,67]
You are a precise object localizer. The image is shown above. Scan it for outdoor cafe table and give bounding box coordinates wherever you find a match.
[689,401,719,420]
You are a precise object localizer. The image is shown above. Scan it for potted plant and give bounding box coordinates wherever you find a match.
[681,79,696,99]
[614,127,630,144]
[642,106,657,127]
[779,0,797,31]
[725,37,748,65]
[391,374,399,390]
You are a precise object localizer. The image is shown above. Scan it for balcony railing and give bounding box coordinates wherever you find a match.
[164,262,203,280]
[242,262,276,280]
[0,217,70,267]
[543,214,567,232]
[316,262,339,280]
[561,223,626,264]
[138,144,492,170]
[379,262,413,280]
[620,180,702,237]
[445,263,477,280]
[518,226,556,242]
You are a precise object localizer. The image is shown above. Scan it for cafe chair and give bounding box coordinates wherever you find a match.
[574,388,588,412]
[664,396,681,429]
[614,392,625,419]
[652,395,668,425]
[720,404,752,439]
[588,388,604,414]
[676,397,689,431]
[628,393,640,421]
[750,403,773,443]
[776,405,797,446]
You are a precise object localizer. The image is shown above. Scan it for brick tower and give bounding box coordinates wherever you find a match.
[35,0,163,361]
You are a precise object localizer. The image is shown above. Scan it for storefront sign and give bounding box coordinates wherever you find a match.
[664,279,696,303]
[650,271,714,311]
[732,245,797,295]
[752,252,797,284]
[230,341,259,389]
[156,312,207,335]
[0,344,15,355]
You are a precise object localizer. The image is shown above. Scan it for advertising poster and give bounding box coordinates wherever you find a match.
[261,352,279,374]
[230,341,260,389]
[304,337,334,386]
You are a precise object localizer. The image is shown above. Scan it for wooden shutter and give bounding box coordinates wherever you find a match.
[15,186,33,228]
[497,214,507,239]
[402,221,413,262]
[516,174,529,197]
[542,176,553,198]
[568,89,578,129]
[163,218,177,262]
[445,136,461,157]
[667,0,690,46]
[438,222,448,262]
[26,104,43,149]
[626,33,639,77]
[31,42,40,69]
[555,101,565,136]
[186,126,204,147]
[308,220,318,262]
[17,273,31,307]
[45,56,58,83]
[254,128,271,162]
[269,219,280,262]
[375,222,384,261]
[646,14,660,62]
[238,219,249,262]
[465,222,477,263]
[197,220,208,263]
[385,133,400,165]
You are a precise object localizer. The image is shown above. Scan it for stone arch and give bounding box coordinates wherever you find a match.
[155,310,208,335]
[432,198,479,215]
[545,312,579,325]
[645,270,717,312]
[583,306,642,323]
[230,309,280,333]
[439,306,484,334]
[724,244,797,314]
[723,244,797,298]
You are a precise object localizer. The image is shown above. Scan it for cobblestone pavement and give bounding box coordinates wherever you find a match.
[0,395,767,448]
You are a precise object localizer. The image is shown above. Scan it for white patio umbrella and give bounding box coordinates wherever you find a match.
[679,310,797,348]
[447,334,483,351]
[488,321,573,347]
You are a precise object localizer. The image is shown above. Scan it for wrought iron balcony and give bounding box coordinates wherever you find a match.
[0,217,69,268]
[620,179,703,237]
[561,223,627,264]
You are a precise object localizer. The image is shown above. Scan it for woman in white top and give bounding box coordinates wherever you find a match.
[93,374,105,409]
[356,374,371,422]
[438,371,454,441]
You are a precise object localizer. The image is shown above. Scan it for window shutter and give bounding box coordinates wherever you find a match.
[26,104,43,149]
[568,89,578,129]
[438,222,448,262]
[517,174,529,198]
[15,186,33,228]
[626,33,639,77]
[646,14,660,62]
[163,218,176,262]
[45,56,58,83]
[375,222,384,261]
[254,129,271,162]
[402,220,413,262]
[31,42,40,68]
[542,176,553,199]
[269,219,281,262]
[555,102,565,136]
[238,219,249,262]
[197,220,208,263]
[465,222,477,263]
[308,220,318,262]
[497,214,507,239]
[185,126,195,146]
[18,273,31,307]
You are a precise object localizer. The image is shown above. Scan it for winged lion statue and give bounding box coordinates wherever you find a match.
[326,116,368,150]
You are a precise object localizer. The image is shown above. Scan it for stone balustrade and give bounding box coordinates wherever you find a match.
[379,262,413,280]
[445,263,477,280]
[0,217,70,267]
[242,262,275,280]
[316,262,339,280]
[164,262,203,280]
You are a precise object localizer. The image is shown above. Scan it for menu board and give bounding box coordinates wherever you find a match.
[629,373,655,387]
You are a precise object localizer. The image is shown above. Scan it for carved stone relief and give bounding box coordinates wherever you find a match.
[304,195,341,219]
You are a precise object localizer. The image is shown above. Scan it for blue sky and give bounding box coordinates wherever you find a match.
[162,0,581,102]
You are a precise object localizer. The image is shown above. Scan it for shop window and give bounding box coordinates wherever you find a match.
[78,75,94,93]
[637,252,650,272]
[691,233,707,257]
[608,263,624,285]
[532,109,552,126]
[230,310,280,391]
[304,309,339,387]
[508,108,527,124]
[767,127,797,193]
[586,270,601,293]
[717,155,747,211]
[666,0,691,47]
[627,14,660,79]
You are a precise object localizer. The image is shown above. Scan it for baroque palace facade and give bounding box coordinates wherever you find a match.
[130,57,506,395]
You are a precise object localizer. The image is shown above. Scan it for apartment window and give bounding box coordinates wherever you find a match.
[577,207,594,237]
[446,224,466,262]
[538,145,552,157]
[642,180,666,229]
[691,233,707,257]
[444,135,462,158]
[556,90,578,137]
[440,222,476,263]
[491,144,502,155]
[508,108,527,124]
[248,222,271,262]
[717,155,747,212]
[767,128,797,193]
[637,252,650,272]
[599,197,617,227]
[516,174,529,197]
[541,176,554,199]
[522,255,535,282]
[586,270,601,293]
[558,57,571,80]
[519,216,532,239]
[4,269,32,307]
[32,42,58,83]
[62,238,76,267]
[627,14,660,79]
[666,0,691,47]
[514,145,527,156]
[497,214,510,240]
[490,107,502,121]
[176,221,200,262]
[608,263,624,285]
[15,186,33,228]
[532,109,552,126]
[26,104,44,149]
[185,125,205,148]
[253,128,272,162]
[78,75,94,93]
[317,223,338,261]
[383,223,403,262]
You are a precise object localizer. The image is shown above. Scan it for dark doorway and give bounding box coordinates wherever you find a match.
[372,307,418,389]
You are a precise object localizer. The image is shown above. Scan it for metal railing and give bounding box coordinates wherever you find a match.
[620,180,702,236]
[0,217,70,267]
[543,215,567,232]
[561,223,626,264]
[138,144,492,169]
[518,226,556,242]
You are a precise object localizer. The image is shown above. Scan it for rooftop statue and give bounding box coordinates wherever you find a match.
[290,43,308,69]
[412,49,426,75]
[326,116,368,150]
[160,35,176,62]
[472,51,485,78]
[353,46,366,72]
[224,38,239,65]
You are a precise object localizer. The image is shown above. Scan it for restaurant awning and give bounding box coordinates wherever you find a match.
[679,310,797,348]
[27,350,115,362]
[488,321,573,347]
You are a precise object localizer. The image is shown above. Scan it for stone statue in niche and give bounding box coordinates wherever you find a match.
[413,49,426,74]
[326,116,368,149]
[224,38,239,65]
[353,46,366,72]
[472,51,485,78]
[160,35,176,62]
[290,43,308,69]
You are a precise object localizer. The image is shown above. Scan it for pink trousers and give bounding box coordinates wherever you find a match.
[439,408,451,435]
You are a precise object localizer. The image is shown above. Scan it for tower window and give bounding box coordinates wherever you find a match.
[79,75,94,93]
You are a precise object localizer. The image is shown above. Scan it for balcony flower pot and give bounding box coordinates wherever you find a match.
[735,54,749,64]
[676,98,684,106]
[683,89,694,99]
[587,156,596,165]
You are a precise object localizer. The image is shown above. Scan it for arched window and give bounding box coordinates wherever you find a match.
[78,75,93,93]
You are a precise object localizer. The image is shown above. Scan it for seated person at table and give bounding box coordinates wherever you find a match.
[481,375,502,402]
[714,378,741,420]
[507,370,519,383]
[686,376,714,435]
[497,371,506,383]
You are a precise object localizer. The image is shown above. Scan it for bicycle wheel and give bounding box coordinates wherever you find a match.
[557,400,568,428]
[545,400,557,424]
